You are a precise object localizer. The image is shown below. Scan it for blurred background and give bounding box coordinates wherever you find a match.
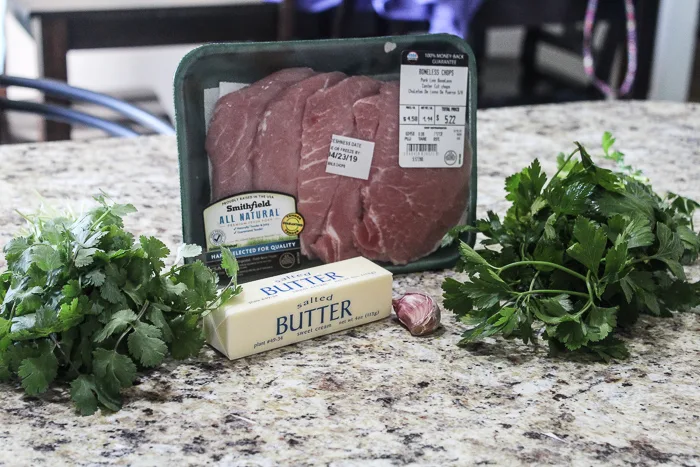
[0,0,699,143]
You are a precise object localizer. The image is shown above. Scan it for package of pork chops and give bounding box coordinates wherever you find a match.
[174,34,478,283]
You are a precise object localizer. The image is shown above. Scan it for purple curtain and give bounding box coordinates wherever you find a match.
[267,0,484,38]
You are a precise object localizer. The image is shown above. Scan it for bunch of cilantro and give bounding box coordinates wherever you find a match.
[0,194,240,414]
[443,134,700,361]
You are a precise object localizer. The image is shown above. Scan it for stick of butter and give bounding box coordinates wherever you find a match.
[204,257,393,360]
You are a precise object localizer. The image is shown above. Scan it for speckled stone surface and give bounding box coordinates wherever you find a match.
[1,102,699,466]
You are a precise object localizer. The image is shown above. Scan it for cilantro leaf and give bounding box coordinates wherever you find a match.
[84,270,106,287]
[175,244,203,264]
[62,280,82,299]
[127,322,167,367]
[93,348,137,393]
[169,315,204,360]
[75,248,98,268]
[32,245,62,272]
[93,309,137,343]
[70,374,99,416]
[18,351,58,395]
[147,308,173,343]
[99,278,123,305]
[139,236,170,274]
[220,247,239,279]
[3,237,30,265]
[110,203,138,217]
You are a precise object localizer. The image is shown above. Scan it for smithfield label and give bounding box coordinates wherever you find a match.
[203,192,305,280]
[399,50,469,169]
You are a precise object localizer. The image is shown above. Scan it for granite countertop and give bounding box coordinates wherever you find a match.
[1,101,699,466]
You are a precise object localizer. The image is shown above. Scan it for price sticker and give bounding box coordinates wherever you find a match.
[399,51,469,168]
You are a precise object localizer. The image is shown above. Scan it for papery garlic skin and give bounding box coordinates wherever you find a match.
[392,292,441,336]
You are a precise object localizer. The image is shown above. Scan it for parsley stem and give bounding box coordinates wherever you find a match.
[545,147,581,187]
[498,261,587,282]
[514,289,589,299]
[585,271,595,300]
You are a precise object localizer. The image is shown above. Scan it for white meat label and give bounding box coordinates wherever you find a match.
[326,135,375,180]
[399,50,469,168]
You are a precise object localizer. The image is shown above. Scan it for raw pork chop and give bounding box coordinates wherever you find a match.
[309,93,383,263]
[296,76,381,259]
[353,81,471,264]
[252,72,345,197]
[206,68,315,201]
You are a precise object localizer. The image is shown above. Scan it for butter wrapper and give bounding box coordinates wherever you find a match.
[204,257,393,360]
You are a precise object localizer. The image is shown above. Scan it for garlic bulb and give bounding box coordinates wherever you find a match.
[392,292,441,336]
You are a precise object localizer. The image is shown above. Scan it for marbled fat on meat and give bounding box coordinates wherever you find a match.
[252,72,346,197]
[206,68,315,201]
[353,81,470,264]
[296,76,382,259]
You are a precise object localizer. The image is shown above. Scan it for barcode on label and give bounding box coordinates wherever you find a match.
[406,143,438,154]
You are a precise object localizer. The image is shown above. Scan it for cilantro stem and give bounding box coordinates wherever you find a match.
[161,265,186,279]
[513,289,589,299]
[51,334,80,375]
[8,301,17,321]
[498,261,587,282]
[89,207,112,231]
[114,300,149,350]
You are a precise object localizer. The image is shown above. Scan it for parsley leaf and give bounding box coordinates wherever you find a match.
[443,135,700,361]
[566,217,607,275]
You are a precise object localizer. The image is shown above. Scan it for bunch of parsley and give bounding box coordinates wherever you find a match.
[443,134,700,361]
[0,194,240,414]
